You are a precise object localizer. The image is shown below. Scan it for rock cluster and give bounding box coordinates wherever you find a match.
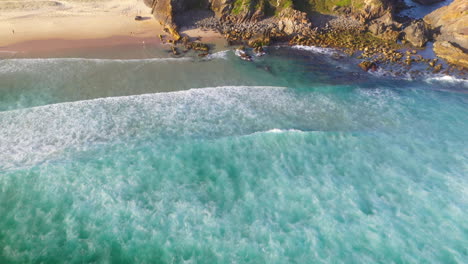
[143,0,467,70]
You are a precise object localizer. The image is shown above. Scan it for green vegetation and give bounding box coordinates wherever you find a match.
[232,0,251,15]
[293,0,367,15]
[231,0,293,17]
[278,0,294,9]
[228,0,372,17]
[336,0,351,7]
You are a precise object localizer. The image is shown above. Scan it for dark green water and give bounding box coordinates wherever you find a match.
[1,47,467,263]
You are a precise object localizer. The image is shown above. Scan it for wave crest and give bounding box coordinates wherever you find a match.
[292,45,339,55]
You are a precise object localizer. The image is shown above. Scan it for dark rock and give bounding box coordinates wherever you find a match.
[235,47,252,61]
[358,61,378,72]
[433,64,443,73]
[192,42,210,52]
[403,20,429,47]
[171,46,179,55]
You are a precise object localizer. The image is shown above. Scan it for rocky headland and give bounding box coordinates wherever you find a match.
[143,0,467,76]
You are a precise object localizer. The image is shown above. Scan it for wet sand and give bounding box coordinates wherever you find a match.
[0,0,225,58]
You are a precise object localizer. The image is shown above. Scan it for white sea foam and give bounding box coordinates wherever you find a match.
[367,67,468,86]
[234,49,245,57]
[0,83,420,170]
[367,67,395,78]
[205,50,229,60]
[246,128,308,137]
[425,75,468,87]
[265,128,305,134]
[292,45,339,55]
[0,86,288,169]
[0,57,193,74]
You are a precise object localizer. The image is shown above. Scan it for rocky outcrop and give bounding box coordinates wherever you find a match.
[424,0,468,67]
[403,20,429,47]
[358,60,378,71]
[278,7,311,35]
[433,41,468,68]
[317,0,404,43]
[146,0,180,39]
[210,0,233,18]
[295,0,404,19]
[353,0,397,23]
[304,0,403,24]
[229,0,266,22]
[145,0,406,39]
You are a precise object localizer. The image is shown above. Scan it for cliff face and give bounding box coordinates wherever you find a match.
[293,0,403,21]
[146,0,402,35]
[210,0,233,18]
[144,0,209,39]
[424,0,468,67]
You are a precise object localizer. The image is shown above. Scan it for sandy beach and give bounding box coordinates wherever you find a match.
[0,0,224,56]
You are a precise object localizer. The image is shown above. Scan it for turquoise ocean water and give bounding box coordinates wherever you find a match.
[1,47,467,263]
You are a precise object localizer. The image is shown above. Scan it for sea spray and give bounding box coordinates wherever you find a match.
[1,47,467,263]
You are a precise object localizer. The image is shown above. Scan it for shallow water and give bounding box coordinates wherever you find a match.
[400,0,454,19]
[1,47,467,263]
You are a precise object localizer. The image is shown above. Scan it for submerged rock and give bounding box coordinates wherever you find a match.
[171,46,179,56]
[358,61,378,72]
[235,47,252,61]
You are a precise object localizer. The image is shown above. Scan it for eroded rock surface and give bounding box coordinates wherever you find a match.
[424,0,467,67]
[403,20,429,47]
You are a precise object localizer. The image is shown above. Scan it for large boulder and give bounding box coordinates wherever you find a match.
[433,41,468,68]
[424,0,468,67]
[278,7,311,35]
[403,20,429,47]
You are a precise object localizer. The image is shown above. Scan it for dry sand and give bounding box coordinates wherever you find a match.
[0,0,224,54]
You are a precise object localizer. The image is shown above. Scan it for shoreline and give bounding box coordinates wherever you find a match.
[0,1,465,78]
[0,0,225,58]
[0,29,226,59]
